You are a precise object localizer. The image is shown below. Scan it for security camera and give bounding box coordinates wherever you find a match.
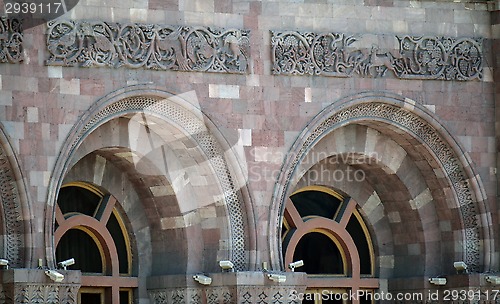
[429,277,446,286]
[219,260,234,271]
[0,259,9,269]
[453,261,467,273]
[487,276,500,285]
[45,270,64,282]
[57,258,75,270]
[193,274,212,285]
[267,273,286,283]
[288,260,304,272]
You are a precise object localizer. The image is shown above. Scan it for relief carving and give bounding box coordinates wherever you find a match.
[0,17,23,63]
[46,20,250,74]
[0,145,24,267]
[271,31,482,81]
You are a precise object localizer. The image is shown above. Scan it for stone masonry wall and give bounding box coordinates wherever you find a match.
[0,0,496,277]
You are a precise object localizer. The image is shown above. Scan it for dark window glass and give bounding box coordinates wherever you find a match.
[290,190,341,219]
[119,290,130,304]
[56,228,103,274]
[80,292,102,304]
[293,232,344,274]
[346,216,371,275]
[58,186,100,216]
[107,212,129,274]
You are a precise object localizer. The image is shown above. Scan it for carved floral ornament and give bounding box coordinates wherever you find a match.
[271,31,483,81]
[0,17,23,63]
[45,19,251,73]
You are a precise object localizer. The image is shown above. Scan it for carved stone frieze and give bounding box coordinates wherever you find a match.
[149,286,302,304]
[0,269,81,304]
[46,20,250,73]
[271,31,482,81]
[147,272,307,304]
[0,17,23,63]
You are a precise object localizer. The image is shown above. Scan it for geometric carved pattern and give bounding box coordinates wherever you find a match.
[0,284,79,304]
[0,17,23,63]
[46,20,250,74]
[68,96,247,270]
[276,101,480,271]
[0,144,24,267]
[271,31,482,81]
[149,287,301,304]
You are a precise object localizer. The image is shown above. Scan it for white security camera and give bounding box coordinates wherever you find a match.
[219,260,234,271]
[193,274,212,285]
[453,261,467,273]
[429,277,446,286]
[45,270,64,282]
[58,258,75,270]
[487,276,500,285]
[267,273,286,283]
[0,259,9,269]
[288,260,304,272]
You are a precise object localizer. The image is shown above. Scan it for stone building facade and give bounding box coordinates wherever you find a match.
[0,0,498,303]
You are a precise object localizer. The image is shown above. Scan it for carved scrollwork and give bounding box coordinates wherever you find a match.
[0,17,23,63]
[271,31,482,81]
[46,20,250,74]
[395,36,482,80]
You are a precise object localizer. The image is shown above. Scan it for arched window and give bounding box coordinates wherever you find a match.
[282,186,378,304]
[55,182,137,304]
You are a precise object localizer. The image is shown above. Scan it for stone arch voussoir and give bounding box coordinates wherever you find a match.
[271,92,489,272]
[47,85,254,271]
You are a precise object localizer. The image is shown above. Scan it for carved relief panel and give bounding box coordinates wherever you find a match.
[46,20,250,74]
[271,31,482,81]
[0,17,23,63]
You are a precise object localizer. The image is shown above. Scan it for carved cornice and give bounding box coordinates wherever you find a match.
[271,31,483,81]
[0,17,23,63]
[46,20,250,74]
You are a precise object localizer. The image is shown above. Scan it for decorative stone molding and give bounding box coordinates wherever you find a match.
[273,97,482,271]
[46,20,250,73]
[0,269,80,304]
[0,143,25,267]
[0,17,23,63]
[147,272,307,304]
[271,31,482,81]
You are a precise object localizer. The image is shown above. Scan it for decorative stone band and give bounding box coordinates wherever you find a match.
[147,272,307,304]
[0,146,24,267]
[46,19,251,74]
[271,31,483,81]
[0,269,81,304]
[0,17,23,63]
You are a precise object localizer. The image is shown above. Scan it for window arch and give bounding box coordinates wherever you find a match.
[282,186,378,303]
[55,182,137,304]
